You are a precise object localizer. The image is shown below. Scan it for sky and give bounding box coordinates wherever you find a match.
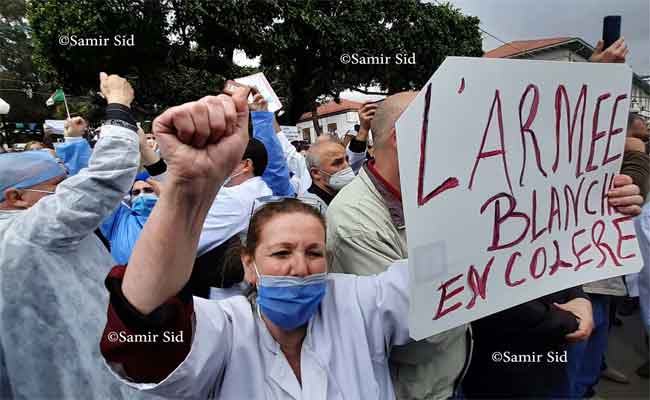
[444,0,650,76]
[236,0,650,103]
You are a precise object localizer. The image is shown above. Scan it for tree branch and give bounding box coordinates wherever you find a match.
[350,87,389,96]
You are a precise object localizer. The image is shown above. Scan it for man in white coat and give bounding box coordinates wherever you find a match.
[0,73,148,399]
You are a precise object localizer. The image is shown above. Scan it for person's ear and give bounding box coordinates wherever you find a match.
[244,159,254,174]
[241,253,257,286]
[310,167,323,180]
[3,188,30,209]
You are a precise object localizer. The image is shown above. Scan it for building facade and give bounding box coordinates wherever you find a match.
[485,37,650,119]
[296,99,362,143]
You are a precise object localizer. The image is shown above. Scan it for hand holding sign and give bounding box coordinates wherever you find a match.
[396,57,641,340]
[554,298,594,342]
[607,174,642,215]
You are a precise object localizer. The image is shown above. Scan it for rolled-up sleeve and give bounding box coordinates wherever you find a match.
[100,266,233,398]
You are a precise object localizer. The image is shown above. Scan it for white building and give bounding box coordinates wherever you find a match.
[485,37,650,119]
[296,99,362,143]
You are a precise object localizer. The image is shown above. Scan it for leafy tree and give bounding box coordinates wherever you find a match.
[26,0,482,132]
[0,0,51,129]
[260,0,483,130]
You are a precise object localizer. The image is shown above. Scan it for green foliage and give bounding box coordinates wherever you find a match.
[260,0,483,124]
[23,0,482,126]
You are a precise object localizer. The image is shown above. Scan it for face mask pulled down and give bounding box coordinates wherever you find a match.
[254,263,327,331]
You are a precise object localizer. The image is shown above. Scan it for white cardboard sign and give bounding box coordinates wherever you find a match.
[235,72,283,113]
[396,57,641,340]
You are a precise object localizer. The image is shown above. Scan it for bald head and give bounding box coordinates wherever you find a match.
[371,91,418,149]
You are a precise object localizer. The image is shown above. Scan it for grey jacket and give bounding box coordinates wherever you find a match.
[327,165,469,400]
[0,123,149,399]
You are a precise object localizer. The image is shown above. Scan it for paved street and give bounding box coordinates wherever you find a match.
[596,312,649,399]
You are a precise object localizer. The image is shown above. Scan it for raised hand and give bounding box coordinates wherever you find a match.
[99,72,134,107]
[152,87,251,188]
[590,38,628,64]
[358,102,379,131]
[64,116,87,137]
[249,92,268,112]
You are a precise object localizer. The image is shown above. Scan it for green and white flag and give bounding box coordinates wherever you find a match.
[46,88,65,106]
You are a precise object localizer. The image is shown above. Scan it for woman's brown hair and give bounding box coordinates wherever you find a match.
[245,198,325,254]
[220,198,326,287]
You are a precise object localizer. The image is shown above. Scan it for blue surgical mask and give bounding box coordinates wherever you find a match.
[255,263,327,331]
[131,193,158,217]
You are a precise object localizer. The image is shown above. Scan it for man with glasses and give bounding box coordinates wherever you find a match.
[0,73,144,399]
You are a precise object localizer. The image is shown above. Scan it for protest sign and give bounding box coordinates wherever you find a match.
[280,125,301,142]
[235,72,283,112]
[395,57,640,340]
[44,119,65,135]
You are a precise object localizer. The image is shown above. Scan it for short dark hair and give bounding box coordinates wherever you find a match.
[242,138,268,177]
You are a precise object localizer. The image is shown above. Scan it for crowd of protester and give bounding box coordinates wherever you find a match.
[0,39,649,399]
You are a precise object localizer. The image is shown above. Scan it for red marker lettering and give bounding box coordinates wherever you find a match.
[433,274,465,320]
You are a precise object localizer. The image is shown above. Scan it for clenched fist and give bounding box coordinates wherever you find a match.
[152,87,251,187]
[99,72,134,107]
[64,116,88,137]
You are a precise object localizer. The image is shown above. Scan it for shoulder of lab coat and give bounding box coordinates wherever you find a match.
[13,123,138,249]
[106,260,411,398]
[197,177,272,256]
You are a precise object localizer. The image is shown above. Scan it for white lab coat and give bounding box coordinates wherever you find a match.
[106,260,411,399]
[197,176,272,256]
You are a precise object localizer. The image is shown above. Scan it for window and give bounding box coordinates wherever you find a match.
[327,123,337,134]
[302,128,311,141]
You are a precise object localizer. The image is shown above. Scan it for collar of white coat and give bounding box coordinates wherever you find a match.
[255,302,329,400]
[255,301,319,357]
[219,176,269,195]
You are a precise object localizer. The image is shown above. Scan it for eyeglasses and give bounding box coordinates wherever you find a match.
[250,195,323,219]
[130,187,155,197]
[23,189,55,195]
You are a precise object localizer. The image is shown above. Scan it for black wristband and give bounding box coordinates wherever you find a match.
[349,137,367,153]
[105,103,137,128]
[144,158,167,176]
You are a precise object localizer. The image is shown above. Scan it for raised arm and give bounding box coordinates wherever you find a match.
[250,94,293,196]
[18,73,139,248]
[122,89,251,314]
[54,117,92,176]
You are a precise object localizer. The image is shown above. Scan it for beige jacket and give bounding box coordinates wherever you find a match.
[327,166,469,400]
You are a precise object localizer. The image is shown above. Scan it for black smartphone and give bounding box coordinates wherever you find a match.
[603,15,621,50]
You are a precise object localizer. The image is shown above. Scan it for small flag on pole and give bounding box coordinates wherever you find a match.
[46,88,70,118]
[46,89,65,106]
